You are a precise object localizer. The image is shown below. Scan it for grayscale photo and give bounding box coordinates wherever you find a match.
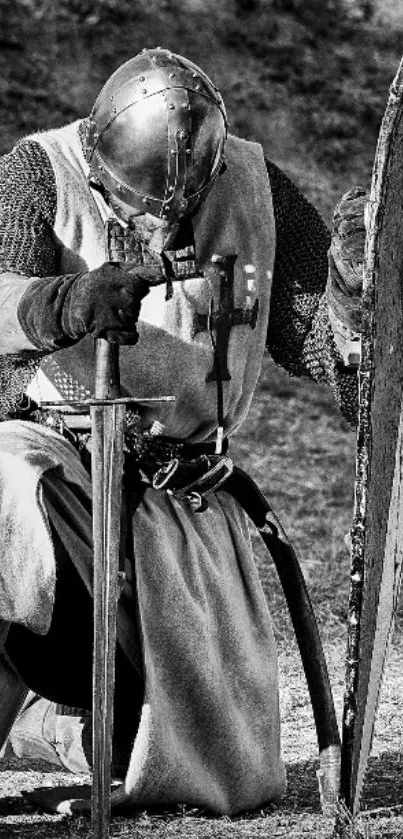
[0,1,402,837]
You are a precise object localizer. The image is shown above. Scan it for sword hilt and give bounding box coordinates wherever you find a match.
[94,339,121,400]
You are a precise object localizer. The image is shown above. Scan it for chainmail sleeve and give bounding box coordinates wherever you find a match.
[0,139,58,416]
[266,159,358,427]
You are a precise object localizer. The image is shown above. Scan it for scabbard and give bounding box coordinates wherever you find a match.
[223,466,341,810]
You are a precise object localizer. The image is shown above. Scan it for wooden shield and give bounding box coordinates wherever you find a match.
[340,56,403,815]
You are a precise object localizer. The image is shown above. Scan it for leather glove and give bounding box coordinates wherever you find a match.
[328,186,368,332]
[18,262,156,351]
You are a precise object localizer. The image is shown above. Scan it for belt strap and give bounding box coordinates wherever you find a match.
[222,465,340,752]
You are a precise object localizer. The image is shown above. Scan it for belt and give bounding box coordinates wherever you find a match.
[13,399,232,510]
[124,428,232,512]
[134,452,233,513]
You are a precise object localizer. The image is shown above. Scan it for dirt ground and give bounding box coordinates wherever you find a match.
[1,1,403,837]
[2,639,403,838]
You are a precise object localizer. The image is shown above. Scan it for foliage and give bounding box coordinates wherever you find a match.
[0,0,400,185]
[218,0,401,181]
[272,0,375,24]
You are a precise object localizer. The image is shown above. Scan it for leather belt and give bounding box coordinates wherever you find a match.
[140,453,234,512]
[124,428,231,512]
[16,398,231,511]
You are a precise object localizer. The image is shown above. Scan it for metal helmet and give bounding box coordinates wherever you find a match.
[84,48,228,221]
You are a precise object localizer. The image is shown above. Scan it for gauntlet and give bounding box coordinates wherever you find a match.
[17,262,155,351]
[327,186,368,333]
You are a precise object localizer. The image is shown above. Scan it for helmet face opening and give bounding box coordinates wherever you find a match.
[84,48,228,221]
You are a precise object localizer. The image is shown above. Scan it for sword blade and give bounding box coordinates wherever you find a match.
[91,399,125,839]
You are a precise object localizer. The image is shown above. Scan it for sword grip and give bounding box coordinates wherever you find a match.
[94,339,121,399]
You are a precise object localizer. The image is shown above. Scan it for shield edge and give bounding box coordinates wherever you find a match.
[340,55,403,815]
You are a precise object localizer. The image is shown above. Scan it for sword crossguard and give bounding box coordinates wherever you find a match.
[39,340,175,415]
[39,396,175,410]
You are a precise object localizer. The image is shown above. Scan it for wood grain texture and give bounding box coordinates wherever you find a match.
[341,56,403,815]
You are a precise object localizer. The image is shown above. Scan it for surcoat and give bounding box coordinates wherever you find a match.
[0,121,287,814]
[28,120,275,441]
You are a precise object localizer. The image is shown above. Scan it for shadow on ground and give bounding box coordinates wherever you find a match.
[1,753,403,837]
[361,751,403,813]
[280,759,322,814]
[282,751,403,817]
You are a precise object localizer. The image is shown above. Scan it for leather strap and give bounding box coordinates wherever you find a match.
[222,466,341,757]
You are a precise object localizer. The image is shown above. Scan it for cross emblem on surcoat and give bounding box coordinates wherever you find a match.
[193,254,259,382]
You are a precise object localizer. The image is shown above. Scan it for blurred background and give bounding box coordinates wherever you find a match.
[0,0,402,643]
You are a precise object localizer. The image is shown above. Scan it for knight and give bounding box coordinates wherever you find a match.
[0,47,362,815]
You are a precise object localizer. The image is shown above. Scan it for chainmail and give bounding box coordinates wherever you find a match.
[0,139,57,416]
[266,160,358,427]
[0,134,357,425]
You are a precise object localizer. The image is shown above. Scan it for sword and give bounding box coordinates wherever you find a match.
[41,337,174,834]
[90,340,177,837]
[91,338,125,839]
[90,217,185,836]
[40,344,174,833]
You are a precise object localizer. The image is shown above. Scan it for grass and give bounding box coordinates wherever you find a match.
[3,643,403,837]
[232,356,357,644]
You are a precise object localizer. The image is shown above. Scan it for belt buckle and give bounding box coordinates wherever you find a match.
[172,455,234,512]
[152,458,180,490]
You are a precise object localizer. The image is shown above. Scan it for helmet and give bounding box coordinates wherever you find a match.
[84,47,228,221]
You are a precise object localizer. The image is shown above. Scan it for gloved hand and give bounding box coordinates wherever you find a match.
[18,262,156,351]
[328,186,368,332]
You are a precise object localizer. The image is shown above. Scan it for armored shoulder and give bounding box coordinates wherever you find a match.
[265,159,330,370]
[265,159,358,426]
[267,159,330,291]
